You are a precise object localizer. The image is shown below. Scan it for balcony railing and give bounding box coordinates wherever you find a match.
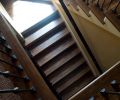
[64,0,120,32]
[0,33,38,100]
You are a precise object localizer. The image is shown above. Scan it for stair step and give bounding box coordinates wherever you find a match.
[22,11,60,38]
[25,18,64,46]
[50,57,86,85]
[31,28,69,57]
[41,45,77,70]
[62,72,94,100]
[45,48,80,76]
[37,38,75,67]
[56,66,90,93]
[27,25,66,50]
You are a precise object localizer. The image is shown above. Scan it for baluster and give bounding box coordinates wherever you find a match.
[83,0,90,5]
[0,71,30,81]
[4,44,12,53]
[100,88,109,99]
[90,0,94,3]
[100,0,105,10]
[0,87,36,94]
[0,49,8,55]
[89,96,95,100]
[117,13,120,18]
[66,0,71,6]
[11,54,17,62]
[96,0,100,7]
[100,88,120,97]
[86,0,89,5]
[107,0,114,10]
[111,80,120,92]
[0,49,18,62]
[112,0,120,14]
[17,64,24,71]
[0,35,6,43]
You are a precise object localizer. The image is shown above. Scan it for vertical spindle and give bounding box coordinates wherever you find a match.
[100,0,105,10]
[111,80,120,92]
[112,1,120,14]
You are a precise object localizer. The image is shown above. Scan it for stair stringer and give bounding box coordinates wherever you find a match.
[52,0,100,77]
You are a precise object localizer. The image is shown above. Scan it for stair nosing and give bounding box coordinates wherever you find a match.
[56,67,90,93]
[37,39,75,67]
[25,18,64,46]
[31,28,69,57]
[51,58,86,85]
[45,48,80,76]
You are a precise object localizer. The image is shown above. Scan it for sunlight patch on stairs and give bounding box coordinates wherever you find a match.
[12,1,55,33]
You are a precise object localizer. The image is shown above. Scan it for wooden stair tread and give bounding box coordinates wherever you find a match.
[31,28,69,57]
[26,25,66,50]
[50,57,86,85]
[45,48,80,76]
[56,66,90,93]
[37,39,75,67]
[62,72,94,100]
[25,18,63,46]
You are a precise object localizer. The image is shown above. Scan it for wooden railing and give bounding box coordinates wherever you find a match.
[0,13,57,100]
[64,0,120,32]
[0,33,37,100]
[69,61,120,100]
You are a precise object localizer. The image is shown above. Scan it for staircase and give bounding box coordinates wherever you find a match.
[22,9,96,100]
[1,0,120,99]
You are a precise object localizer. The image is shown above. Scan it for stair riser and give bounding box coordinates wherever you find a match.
[22,11,60,38]
[26,23,66,48]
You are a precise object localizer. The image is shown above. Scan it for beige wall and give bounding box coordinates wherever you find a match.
[70,11,120,71]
